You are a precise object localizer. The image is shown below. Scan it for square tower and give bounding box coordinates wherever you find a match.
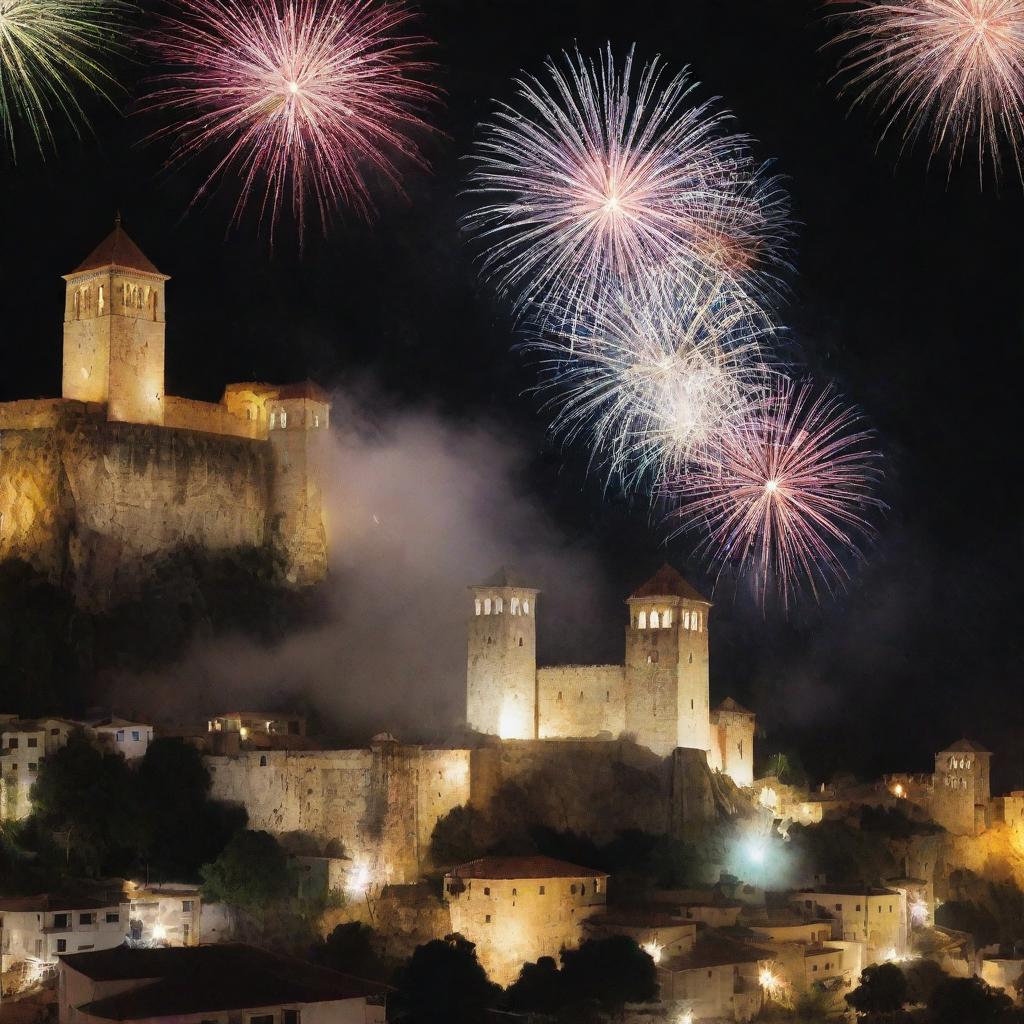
[931,739,991,836]
[466,568,539,739]
[624,564,712,758]
[62,219,169,425]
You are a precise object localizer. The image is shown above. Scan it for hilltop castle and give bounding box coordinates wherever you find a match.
[466,565,756,784]
[0,222,330,603]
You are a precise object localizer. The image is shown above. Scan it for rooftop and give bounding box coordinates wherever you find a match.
[69,221,166,279]
[63,944,386,1020]
[0,894,117,913]
[630,564,709,603]
[938,738,991,755]
[797,886,900,898]
[661,934,771,972]
[448,855,607,880]
[715,697,755,717]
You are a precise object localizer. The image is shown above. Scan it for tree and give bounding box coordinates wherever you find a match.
[926,976,1012,1024]
[505,956,564,1013]
[429,805,490,866]
[392,934,500,1024]
[845,963,908,1017]
[200,829,291,914]
[310,922,389,982]
[30,729,142,877]
[559,936,658,1015]
[136,738,246,881]
[903,957,947,1005]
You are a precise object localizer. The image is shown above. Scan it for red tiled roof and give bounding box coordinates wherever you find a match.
[449,855,607,880]
[631,564,709,603]
[70,223,165,278]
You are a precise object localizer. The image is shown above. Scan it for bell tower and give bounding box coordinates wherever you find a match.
[624,564,712,757]
[466,568,539,739]
[62,218,169,425]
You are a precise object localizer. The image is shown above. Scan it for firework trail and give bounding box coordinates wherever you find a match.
[532,269,774,491]
[464,44,790,323]
[146,0,439,241]
[830,0,1024,179]
[0,0,128,158]
[668,377,884,608]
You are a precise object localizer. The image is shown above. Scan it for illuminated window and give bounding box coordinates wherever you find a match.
[98,286,105,314]
[484,598,492,615]
[280,411,288,429]
[647,651,658,664]
[638,611,647,630]
[510,597,520,615]
[523,600,530,615]
[271,412,277,429]
[650,610,660,629]
[663,609,672,627]
[495,597,503,614]
[475,599,481,615]
[683,610,690,629]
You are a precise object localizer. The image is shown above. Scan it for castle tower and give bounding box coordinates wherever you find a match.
[931,739,991,836]
[62,219,169,425]
[266,382,332,584]
[466,569,539,740]
[624,565,711,758]
[709,697,755,787]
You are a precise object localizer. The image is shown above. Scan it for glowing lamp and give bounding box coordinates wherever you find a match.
[641,940,663,965]
[152,923,167,942]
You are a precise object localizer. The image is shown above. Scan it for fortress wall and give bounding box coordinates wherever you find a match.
[163,396,262,440]
[206,746,473,886]
[0,399,97,430]
[58,420,272,597]
[0,428,71,576]
[536,665,626,739]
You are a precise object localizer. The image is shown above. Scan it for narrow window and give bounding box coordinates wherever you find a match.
[116,730,124,742]
[518,637,523,647]
[270,412,277,429]
[663,608,672,628]
[638,611,647,630]
[539,886,545,895]
[280,410,288,429]
[132,730,140,742]
[483,887,490,896]
[683,610,690,629]
[485,915,491,923]
[98,285,105,314]
[557,691,562,701]
[475,599,481,615]
[650,610,660,629]
[56,940,67,953]
[484,597,492,614]
[259,755,268,767]
[511,597,520,615]
[495,597,503,614]
[522,600,530,615]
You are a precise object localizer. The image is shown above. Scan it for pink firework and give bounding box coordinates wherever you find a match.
[830,0,1024,178]
[669,378,884,608]
[147,0,439,240]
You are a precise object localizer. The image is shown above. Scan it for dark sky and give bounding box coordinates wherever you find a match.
[1,0,1022,787]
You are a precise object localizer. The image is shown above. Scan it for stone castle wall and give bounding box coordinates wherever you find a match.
[536,665,626,739]
[206,745,472,886]
[0,404,329,603]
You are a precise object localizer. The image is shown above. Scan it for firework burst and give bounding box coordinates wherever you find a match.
[533,269,774,491]
[464,44,790,323]
[830,0,1024,179]
[0,0,128,158]
[146,0,439,240]
[668,378,884,608]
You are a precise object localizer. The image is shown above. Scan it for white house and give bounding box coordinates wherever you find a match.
[58,944,387,1024]
[83,718,153,760]
[0,896,126,976]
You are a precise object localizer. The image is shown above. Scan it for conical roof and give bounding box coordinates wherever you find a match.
[68,220,165,278]
[630,563,709,603]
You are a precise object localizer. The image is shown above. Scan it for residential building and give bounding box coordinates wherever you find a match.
[791,886,908,965]
[57,944,387,1024]
[0,896,126,975]
[444,855,608,986]
[123,883,201,947]
[582,906,698,963]
[84,719,153,760]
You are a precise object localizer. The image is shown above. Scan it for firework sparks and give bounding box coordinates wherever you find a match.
[533,270,773,491]
[830,0,1024,179]
[146,0,439,240]
[669,378,884,608]
[0,0,128,158]
[464,44,790,322]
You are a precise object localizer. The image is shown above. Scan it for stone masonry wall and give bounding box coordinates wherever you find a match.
[206,746,472,887]
[536,665,626,739]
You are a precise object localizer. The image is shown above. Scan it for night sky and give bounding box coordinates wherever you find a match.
[1,0,1022,788]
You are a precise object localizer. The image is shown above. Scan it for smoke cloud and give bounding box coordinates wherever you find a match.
[109,388,614,743]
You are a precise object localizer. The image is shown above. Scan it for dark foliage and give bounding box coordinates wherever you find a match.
[310,922,391,983]
[200,829,291,913]
[936,870,1024,950]
[846,962,908,1015]
[926,976,1014,1024]
[391,934,500,1024]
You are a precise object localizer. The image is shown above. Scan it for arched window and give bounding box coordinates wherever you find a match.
[638,611,647,630]
[523,600,530,615]
[650,610,660,629]
[474,599,481,615]
[663,608,672,628]
[484,598,492,615]
[495,597,503,614]
[518,637,523,647]
[683,610,691,630]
